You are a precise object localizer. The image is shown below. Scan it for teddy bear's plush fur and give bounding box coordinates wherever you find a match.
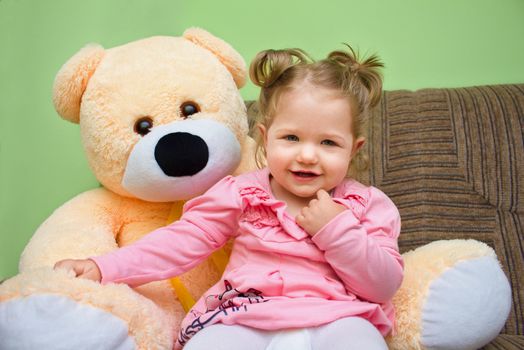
[0,28,256,349]
[0,28,512,350]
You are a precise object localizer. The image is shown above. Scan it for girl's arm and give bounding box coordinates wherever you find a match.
[311,187,404,303]
[91,176,243,287]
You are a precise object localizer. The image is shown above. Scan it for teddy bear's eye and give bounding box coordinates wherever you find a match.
[134,117,154,136]
[180,101,200,118]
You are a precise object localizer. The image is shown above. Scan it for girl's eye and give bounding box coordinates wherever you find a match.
[285,135,299,142]
[134,117,154,136]
[180,101,200,118]
[321,139,337,146]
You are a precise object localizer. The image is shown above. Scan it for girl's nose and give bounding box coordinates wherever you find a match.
[297,144,318,163]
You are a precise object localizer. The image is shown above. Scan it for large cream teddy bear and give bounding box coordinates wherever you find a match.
[0,28,512,350]
[0,28,255,349]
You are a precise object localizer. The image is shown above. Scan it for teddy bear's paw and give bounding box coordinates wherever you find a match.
[0,294,136,349]
[0,268,175,350]
[419,255,511,350]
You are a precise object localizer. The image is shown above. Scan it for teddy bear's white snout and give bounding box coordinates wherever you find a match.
[122,118,241,202]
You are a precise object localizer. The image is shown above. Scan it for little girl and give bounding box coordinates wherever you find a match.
[55,45,403,350]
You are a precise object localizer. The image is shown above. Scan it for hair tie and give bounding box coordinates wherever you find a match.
[351,62,361,75]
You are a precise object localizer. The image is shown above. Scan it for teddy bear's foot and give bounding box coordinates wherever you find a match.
[0,293,136,349]
[418,245,512,350]
[0,268,175,350]
[389,240,512,350]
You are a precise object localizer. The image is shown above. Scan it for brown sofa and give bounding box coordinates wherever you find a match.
[365,84,523,349]
[248,84,523,349]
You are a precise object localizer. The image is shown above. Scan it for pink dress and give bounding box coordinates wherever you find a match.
[93,168,404,349]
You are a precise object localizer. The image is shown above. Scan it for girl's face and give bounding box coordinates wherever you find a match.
[259,85,365,205]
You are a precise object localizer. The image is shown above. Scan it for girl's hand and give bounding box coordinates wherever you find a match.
[54,259,102,282]
[296,189,346,236]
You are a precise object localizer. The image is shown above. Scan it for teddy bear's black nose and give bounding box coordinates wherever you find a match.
[154,132,209,177]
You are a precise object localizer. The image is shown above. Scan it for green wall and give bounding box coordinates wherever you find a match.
[1,0,523,280]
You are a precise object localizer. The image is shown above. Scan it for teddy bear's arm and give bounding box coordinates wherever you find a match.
[19,188,130,271]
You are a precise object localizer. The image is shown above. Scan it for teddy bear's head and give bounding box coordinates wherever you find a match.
[52,28,253,202]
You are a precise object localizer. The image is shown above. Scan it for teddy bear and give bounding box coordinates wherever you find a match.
[0,28,512,350]
[0,27,256,349]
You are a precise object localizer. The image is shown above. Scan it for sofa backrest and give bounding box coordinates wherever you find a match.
[361,84,523,338]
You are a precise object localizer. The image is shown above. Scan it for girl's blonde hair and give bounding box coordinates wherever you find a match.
[249,45,384,176]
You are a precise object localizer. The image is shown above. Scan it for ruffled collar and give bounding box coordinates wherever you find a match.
[237,168,369,240]
[238,168,305,240]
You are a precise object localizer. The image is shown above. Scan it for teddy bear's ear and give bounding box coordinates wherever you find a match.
[183,28,246,88]
[52,44,105,124]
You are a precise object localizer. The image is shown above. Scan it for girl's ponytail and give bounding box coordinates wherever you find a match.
[328,45,384,109]
[249,48,310,88]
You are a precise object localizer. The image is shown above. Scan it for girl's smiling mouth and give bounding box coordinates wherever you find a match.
[291,170,320,178]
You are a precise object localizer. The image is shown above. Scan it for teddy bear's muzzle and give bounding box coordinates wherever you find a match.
[122,118,241,202]
[155,132,209,177]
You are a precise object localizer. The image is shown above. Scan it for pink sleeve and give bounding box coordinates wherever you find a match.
[311,187,404,303]
[92,176,243,287]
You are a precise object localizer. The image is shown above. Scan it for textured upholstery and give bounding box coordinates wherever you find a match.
[247,84,524,348]
[363,85,523,348]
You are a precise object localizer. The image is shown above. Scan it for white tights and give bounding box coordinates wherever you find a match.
[184,317,388,350]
